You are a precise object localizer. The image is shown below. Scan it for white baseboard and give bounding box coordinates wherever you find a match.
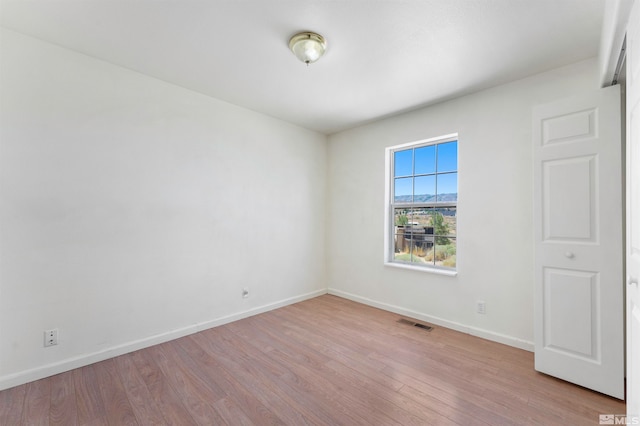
[328,288,534,352]
[0,289,327,391]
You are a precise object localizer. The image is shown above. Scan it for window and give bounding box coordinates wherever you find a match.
[385,134,458,272]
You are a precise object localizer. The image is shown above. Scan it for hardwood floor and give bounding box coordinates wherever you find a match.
[0,295,626,425]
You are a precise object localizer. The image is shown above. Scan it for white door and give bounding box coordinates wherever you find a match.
[533,85,624,399]
[627,0,640,416]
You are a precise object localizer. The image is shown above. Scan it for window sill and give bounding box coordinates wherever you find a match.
[384,261,458,276]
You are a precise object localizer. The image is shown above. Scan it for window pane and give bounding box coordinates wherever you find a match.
[394,149,413,177]
[414,175,435,202]
[412,207,433,227]
[434,207,456,236]
[435,238,456,268]
[437,141,457,172]
[409,239,430,264]
[394,208,411,226]
[394,208,411,260]
[414,145,436,175]
[425,210,446,240]
[420,243,436,265]
[394,232,409,260]
[394,177,413,202]
[394,232,411,261]
[424,209,436,229]
[437,173,457,201]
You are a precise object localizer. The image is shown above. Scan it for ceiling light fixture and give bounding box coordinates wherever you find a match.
[288,31,326,65]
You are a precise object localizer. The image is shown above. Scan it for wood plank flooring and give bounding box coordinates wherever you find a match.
[0,295,626,425]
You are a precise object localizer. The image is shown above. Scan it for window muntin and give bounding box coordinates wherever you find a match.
[388,136,458,270]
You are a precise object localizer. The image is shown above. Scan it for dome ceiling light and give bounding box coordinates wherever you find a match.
[288,31,327,65]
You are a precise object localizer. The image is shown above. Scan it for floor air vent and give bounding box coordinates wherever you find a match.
[398,318,433,331]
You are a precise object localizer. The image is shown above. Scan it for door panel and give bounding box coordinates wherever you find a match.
[543,268,599,360]
[543,156,596,241]
[542,108,597,145]
[533,85,624,399]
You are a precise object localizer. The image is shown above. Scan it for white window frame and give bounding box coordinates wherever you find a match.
[384,133,458,275]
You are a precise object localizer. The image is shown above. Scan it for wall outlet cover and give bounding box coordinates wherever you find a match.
[44,329,58,347]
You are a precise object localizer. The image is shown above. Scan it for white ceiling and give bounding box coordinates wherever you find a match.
[0,0,605,134]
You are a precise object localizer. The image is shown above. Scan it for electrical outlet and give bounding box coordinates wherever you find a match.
[242,288,249,298]
[477,301,486,315]
[44,329,58,347]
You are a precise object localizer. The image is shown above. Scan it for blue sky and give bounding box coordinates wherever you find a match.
[394,141,457,199]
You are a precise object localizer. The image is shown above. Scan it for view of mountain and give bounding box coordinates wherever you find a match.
[394,193,458,203]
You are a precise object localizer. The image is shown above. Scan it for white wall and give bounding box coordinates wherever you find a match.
[0,29,327,389]
[326,58,600,349]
